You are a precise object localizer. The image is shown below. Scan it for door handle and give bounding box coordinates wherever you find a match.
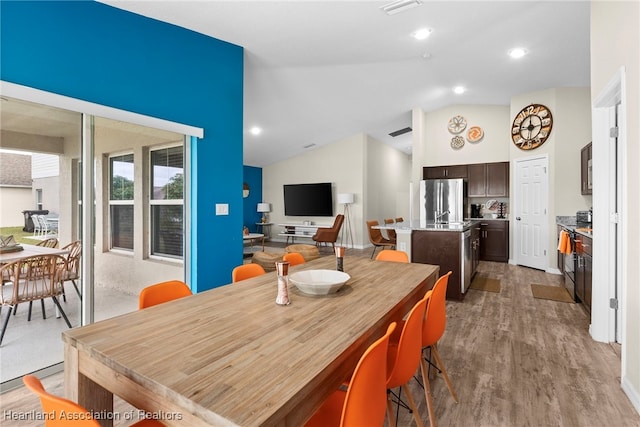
[516,217,521,221]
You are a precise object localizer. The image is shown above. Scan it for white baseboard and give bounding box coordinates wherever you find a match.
[622,376,640,417]
[546,267,562,275]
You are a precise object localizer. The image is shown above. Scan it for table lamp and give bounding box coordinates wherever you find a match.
[257,203,271,223]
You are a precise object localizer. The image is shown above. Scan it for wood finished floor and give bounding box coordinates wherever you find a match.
[2,246,639,426]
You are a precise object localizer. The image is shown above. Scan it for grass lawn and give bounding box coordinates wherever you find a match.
[0,226,35,245]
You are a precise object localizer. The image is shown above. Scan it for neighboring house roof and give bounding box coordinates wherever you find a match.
[0,152,32,187]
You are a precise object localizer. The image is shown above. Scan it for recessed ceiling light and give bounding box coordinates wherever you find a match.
[453,86,466,95]
[508,48,527,59]
[249,126,262,136]
[413,28,432,41]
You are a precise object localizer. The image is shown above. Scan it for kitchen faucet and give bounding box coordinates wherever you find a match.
[435,209,450,224]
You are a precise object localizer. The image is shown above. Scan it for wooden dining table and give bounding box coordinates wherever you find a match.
[63,256,439,427]
[0,243,69,263]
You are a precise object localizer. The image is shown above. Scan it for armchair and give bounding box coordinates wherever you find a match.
[312,214,344,250]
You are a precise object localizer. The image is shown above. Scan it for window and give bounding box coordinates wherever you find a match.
[109,153,134,251]
[36,189,43,210]
[150,146,183,258]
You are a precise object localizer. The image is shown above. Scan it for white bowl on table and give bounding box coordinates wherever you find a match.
[289,269,351,296]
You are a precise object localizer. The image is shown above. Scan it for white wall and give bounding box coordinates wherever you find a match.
[263,132,411,248]
[264,133,366,246]
[509,87,592,268]
[419,104,510,166]
[364,134,411,229]
[591,0,640,414]
[0,187,31,226]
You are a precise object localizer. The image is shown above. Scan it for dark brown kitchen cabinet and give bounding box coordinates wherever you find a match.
[423,165,467,179]
[467,162,509,197]
[479,220,509,262]
[486,162,509,197]
[411,230,464,300]
[575,233,592,316]
[467,164,486,196]
[581,142,592,195]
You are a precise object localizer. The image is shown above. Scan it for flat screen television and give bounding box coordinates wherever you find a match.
[283,183,333,216]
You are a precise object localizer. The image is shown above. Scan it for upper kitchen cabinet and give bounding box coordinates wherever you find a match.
[467,162,510,197]
[581,142,592,195]
[423,165,468,179]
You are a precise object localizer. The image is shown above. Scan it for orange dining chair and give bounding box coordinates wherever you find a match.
[232,263,266,283]
[138,280,192,309]
[375,249,409,263]
[419,271,457,426]
[305,322,396,427]
[385,296,428,427]
[23,375,163,426]
[283,252,306,266]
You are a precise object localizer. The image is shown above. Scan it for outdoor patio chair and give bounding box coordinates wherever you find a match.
[59,240,81,300]
[0,254,71,346]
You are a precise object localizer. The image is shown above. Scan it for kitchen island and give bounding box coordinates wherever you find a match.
[378,220,479,300]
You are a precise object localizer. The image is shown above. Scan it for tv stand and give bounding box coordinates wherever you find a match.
[277,222,330,245]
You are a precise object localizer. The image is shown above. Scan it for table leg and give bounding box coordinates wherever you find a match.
[65,343,114,427]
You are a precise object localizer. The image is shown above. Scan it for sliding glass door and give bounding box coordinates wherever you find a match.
[0,94,187,389]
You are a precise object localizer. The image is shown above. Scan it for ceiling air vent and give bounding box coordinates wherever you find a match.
[380,0,422,15]
[389,127,412,137]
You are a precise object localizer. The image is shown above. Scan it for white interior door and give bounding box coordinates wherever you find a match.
[514,155,549,270]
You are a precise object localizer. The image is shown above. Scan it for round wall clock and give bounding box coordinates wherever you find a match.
[511,104,553,150]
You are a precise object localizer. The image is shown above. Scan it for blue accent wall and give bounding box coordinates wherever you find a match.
[1,1,244,292]
[243,166,263,232]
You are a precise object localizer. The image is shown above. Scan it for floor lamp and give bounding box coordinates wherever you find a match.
[337,193,354,248]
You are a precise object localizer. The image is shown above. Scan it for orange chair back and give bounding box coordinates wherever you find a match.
[375,250,408,263]
[386,296,428,388]
[139,280,192,309]
[422,271,452,347]
[283,252,305,266]
[341,322,396,427]
[232,263,266,282]
[23,375,101,426]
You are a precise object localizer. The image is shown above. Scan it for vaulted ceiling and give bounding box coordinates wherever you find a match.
[99,2,589,166]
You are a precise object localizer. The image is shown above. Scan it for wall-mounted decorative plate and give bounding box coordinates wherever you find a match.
[467,126,484,142]
[450,135,465,149]
[447,115,467,134]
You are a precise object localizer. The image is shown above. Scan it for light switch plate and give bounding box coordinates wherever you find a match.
[215,203,229,215]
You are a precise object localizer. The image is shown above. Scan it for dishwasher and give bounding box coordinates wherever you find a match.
[461,230,472,294]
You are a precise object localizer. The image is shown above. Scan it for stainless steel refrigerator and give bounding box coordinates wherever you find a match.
[419,179,466,226]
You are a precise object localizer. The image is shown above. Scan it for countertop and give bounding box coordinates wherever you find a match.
[376,220,479,232]
[557,216,593,238]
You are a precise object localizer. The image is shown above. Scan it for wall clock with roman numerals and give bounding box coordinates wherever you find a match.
[511,103,553,150]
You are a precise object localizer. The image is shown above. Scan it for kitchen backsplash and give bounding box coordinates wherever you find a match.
[468,197,509,218]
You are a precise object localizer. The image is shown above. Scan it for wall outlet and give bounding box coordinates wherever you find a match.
[398,242,407,251]
[215,203,229,215]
